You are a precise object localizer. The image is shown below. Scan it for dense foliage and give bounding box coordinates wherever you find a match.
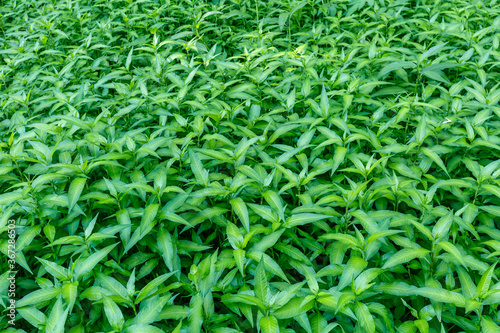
[2,0,500,332]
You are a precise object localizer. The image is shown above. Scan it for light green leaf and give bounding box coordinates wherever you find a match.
[338,256,367,291]
[254,255,270,304]
[68,177,86,214]
[140,204,160,234]
[415,287,466,307]
[420,148,449,176]
[481,316,500,333]
[260,316,279,333]
[263,190,285,222]
[46,296,64,332]
[102,295,124,330]
[230,197,250,232]
[382,248,430,269]
[284,213,330,228]
[476,263,497,298]
[189,149,209,187]
[437,241,466,267]
[351,210,380,234]
[432,211,454,240]
[135,272,176,304]
[74,243,118,280]
[35,257,68,280]
[189,292,203,333]
[157,228,175,272]
[17,306,47,329]
[355,302,375,333]
[16,287,61,308]
[0,191,23,206]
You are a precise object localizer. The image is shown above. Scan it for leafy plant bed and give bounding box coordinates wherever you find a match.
[1,0,500,332]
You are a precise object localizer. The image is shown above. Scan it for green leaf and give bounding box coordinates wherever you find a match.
[172,321,183,333]
[68,177,86,214]
[254,255,270,304]
[378,61,416,78]
[432,210,454,240]
[420,148,449,176]
[135,272,176,304]
[457,267,476,299]
[248,203,280,224]
[483,185,500,200]
[437,241,466,268]
[0,191,23,206]
[230,197,250,232]
[73,243,118,280]
[247,251,290,283]
[35,257,69,280]
[415,287,466,307]
[351,210,380,234]
[102,295,124,330]
[189,149,209,187]
[420,43,448,61]
[17,307,47,329]
[263,190,285,222]
[131,295,171,325]
[355,302,375,333]
[481,316,500,333]
[189,292,203,333]
[284,213,330,228]
[319,233,359,248]
[415,114,427,145]
[126,47,134,70]
[46,296,64,333]
[97,273,128,300]
[140,204,160,234]
[233,249,246,276]
[365,230,404,246]
[16,287,61,308]
[338,256,367,291]
[332,146,348,175]
[157,228,175,272]
[259,316,279,333]
[382,248,430,269]
[116,209,132,245]
[476,263,497,298]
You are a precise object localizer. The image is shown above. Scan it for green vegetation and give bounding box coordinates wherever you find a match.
[1,0,500,332]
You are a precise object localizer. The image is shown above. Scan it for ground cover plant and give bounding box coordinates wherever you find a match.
[1,0,500,332]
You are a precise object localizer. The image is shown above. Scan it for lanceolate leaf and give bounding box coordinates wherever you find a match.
[476,263,497,298]
[284,213,330,228]
[189,149,209,187]
[16,287,62,308]
[355,302,375,333]
[68,177,86,214]
[135,272,176,304]
[17,307,47,330]
[74,243,118,280]
[254,255,270,304]
[189,292,203,333]
[230,197,250,232]
[437,241,466,267]
[382,248,430,269]
[338,256,368,291]
[481,316,500,333]
[158,228,175,272]
[259,316,279,333]
[415,287,466,307]
[102,295,125,330]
